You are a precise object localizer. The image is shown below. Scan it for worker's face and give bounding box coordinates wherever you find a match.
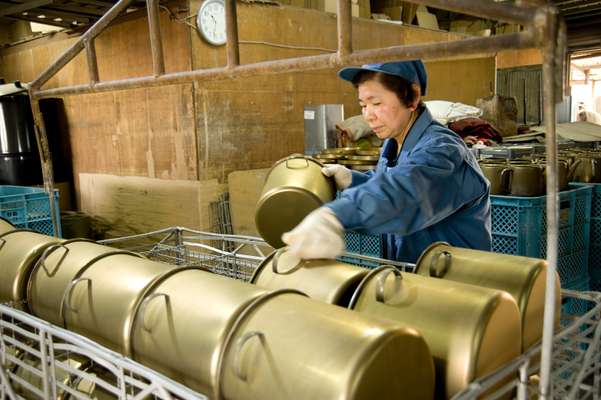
[358,79,418,141]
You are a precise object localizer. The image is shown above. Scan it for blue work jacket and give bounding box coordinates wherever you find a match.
[326,107,492,263]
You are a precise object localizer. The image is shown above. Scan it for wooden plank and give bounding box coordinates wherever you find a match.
[227,168,270,236]
[78,173,226,237]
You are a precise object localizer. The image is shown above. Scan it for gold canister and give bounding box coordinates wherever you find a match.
[255,154,336,248]
[62,253,177,356]
[130,269,267,396]
[356,148,381,156]
[479,163,512,195]
[569,156,600,183]
[0,230,63,308]
[0,216,15,235]
[322,147,359,156]
[415,243,561,351]
[27,239,143,327]
[349,266,521,399]
[217,290,435,400]
[250,248,368,306]
[508,164,544,196]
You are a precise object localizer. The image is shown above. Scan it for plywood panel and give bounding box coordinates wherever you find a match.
[497,48,542,69]
[79,173,226,237]
[228,168,270,236]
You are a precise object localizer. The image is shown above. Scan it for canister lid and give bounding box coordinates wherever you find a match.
[255,188,322,248]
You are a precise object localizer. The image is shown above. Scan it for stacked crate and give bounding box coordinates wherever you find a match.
[0,186,61,236]
[490,185,592,289]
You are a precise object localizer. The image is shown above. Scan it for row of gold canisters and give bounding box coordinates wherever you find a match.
[313,147,381,172]
[0,216,561,399]
[0,221,434,400]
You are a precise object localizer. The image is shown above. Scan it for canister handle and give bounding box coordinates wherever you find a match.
[501,168,513,195]
[62,277,92,313]
[429,250,452,278]
[0,238,5,252]
[375,266,402,303]
[271,247,302,275]
[38,244,70,276]
[233,330,265,381]
[138,292,170,332]
[285,155,309,170]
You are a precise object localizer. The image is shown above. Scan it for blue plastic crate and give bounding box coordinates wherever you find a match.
[562,277,591,316]
[572,183,601,288]
[0,185,62,237]
[338,231,384,268]
[491,185,592,287]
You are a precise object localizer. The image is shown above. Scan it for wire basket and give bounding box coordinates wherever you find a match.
[98,227,413,280]
[0,304,207,400]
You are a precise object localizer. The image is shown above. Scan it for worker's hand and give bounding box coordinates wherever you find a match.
[322,164,352,190]
[281,207,345,260]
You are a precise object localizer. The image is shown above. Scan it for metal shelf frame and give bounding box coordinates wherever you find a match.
[23,0,568,398]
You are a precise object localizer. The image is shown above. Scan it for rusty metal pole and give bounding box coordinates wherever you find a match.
[30,0,135,90]
[147,0,165,76]
[29,97,60,237]
[84,38,100,84]
[538,6,560,399]
[337,0,352,59]
[225,0,240,68]
[32,30,539,98]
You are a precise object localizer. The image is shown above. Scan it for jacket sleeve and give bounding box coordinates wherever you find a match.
[348,170,373,187]
[326,139,488,235]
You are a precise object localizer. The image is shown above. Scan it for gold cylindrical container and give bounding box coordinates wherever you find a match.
[255,154,335,248]
[349,266,521,399]
[0,216,15,235]
[130,269,267,396]
[217,290,435,400]
[250,248,367,306]
[61,253,177,356]
[0,230,63,309]
[415,242,561,351]
[27,239,143,327]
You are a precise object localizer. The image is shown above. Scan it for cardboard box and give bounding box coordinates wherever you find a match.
[416,10,438,30]
[381,6,403,20]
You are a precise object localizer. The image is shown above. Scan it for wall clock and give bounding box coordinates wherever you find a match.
[196,0,226,46]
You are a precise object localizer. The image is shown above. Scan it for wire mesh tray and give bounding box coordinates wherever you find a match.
[0,304,208,400]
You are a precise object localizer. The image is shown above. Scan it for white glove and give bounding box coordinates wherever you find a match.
[281,207,345,260]
[322,164,352,190]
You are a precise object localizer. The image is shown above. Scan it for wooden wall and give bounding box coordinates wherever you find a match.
[0,2,495,235]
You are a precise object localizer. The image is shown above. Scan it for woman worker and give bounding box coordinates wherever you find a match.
[282,60,491,263]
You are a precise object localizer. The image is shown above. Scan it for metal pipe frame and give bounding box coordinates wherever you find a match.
[26,1,564,396]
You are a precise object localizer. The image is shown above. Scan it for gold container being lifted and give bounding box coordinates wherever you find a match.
[415,242,561,351]
[27,239,143,327]
[0,230,63,309]
[349,266,521,399]
[61,253,177,356]
[255,154,336,248]
[0,216,15,235]
[217,290,435,400]
[130,268,267,396]
[250,248,367,306]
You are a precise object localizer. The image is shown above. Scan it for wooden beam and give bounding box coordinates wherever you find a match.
[0,0,53,16]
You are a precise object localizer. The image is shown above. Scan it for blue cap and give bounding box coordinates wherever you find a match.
[338,60,427,96]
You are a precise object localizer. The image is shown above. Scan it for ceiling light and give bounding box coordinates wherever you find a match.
[53,17,62,22]
[22,11,28,15]
[37,14,46,18]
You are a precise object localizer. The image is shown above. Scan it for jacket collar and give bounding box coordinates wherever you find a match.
[381,105,436,162]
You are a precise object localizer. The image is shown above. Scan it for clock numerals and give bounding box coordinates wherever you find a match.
[196,0,227,46]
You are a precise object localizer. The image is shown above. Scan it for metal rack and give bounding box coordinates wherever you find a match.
[1,227,600,399]
[0,304,208,400]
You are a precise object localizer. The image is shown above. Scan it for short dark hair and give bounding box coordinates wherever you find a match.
[352,71,420,108]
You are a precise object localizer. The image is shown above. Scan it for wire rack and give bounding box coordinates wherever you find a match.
[97,226,414,281]
[0,304,208,400]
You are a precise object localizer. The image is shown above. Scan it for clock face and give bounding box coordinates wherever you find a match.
[197,0,227,46]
